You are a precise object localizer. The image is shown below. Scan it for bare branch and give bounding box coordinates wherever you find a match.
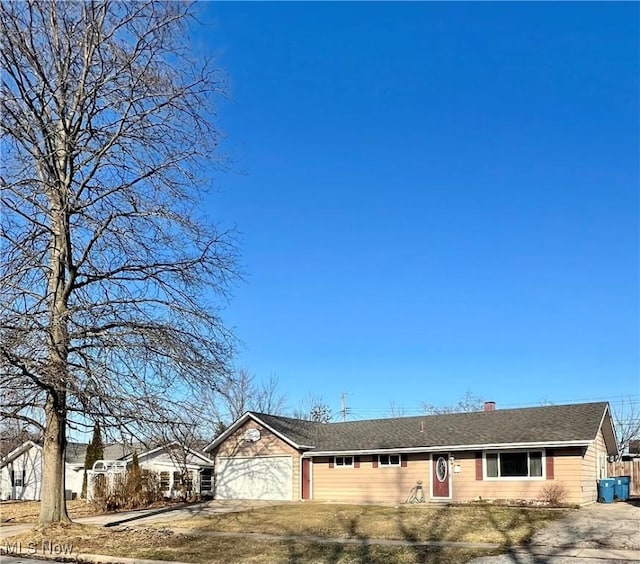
[421,390,485,415]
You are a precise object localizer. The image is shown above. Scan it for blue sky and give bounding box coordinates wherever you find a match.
[193,2,639,419]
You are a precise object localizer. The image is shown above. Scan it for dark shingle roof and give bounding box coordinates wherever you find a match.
[252,413,320,447]
[65,442,88,464]
[65,442,133,465]
[252,402,609,452]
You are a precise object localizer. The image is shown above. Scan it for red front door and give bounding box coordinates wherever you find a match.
[432,453,450,498]
[301,458,311,500]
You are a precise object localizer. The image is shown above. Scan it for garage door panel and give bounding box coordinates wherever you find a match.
[216,457,292,500]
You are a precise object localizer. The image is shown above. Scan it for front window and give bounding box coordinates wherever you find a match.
[159,471,170,491]
[334,456,353,468]
[185,471,194,492]
[11,470,25,487]
[200,469,213,491]
[436,457,448,482]
[379,454,401,467]
[485,451,543,478]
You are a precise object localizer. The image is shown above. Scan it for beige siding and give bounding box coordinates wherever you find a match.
[553,448,585,505]
[451,449,585,505]
[214,419,302,500]
[310,449,589,505]
[582,429,607,504]
[311,454,430,504]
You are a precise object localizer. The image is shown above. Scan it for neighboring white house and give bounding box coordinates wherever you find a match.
[64,442,132,500]
[0,441,131,501]
[87,442,214,500]
[124,442,214,497]
[0,441,42,501]
[1,440,212,502]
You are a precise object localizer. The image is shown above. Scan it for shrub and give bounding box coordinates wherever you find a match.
[93,468,165,512]
[539,482,568,506]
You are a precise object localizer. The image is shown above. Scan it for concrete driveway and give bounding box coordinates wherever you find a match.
[472,500,640,563]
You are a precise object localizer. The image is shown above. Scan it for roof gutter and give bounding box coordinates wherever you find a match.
[302,440,592,457]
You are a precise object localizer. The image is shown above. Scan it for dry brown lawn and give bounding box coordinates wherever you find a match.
[1,503,568,563]
[0,500,102,524]
[4,523,501,563]
[160,502,567,546]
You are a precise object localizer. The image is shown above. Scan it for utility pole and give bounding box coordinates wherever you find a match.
[340,392,351,422]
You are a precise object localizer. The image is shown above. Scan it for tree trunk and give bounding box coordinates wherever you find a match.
[40,199,71,524]
[39,392,69,524]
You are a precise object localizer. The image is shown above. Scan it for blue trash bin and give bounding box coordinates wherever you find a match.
[614,476,630,501]
[597,479,615,503]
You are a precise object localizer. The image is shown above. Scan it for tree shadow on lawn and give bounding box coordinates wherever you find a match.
[281,504,494,563]
[479,503,582,564]
[170,502,566,563]
[396,504,453,564]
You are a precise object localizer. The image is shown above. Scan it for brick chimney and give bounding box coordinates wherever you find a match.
[484,401,496,412]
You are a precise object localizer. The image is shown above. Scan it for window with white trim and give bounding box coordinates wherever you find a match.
[11,470,26,487]
[334,456,353,468]
[379,454,401,467]
[159,471,170,491]
[485,451,543,478]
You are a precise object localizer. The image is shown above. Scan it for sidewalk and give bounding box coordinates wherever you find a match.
[472,546,640,563]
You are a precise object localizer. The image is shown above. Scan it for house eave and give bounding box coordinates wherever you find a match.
[597,403,619,457]
[303,440,592,457]
[122,442,214,465]
[0,440,42,467]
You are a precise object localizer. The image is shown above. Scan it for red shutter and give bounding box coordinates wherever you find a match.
[475,452,483,480]
[372,457,378,468]
[354,456,360,469]
[546,450,554,480]
[329,458,334,469]
[401,454,408,467]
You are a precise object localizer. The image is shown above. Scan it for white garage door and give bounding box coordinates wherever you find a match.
[215,456,293,501]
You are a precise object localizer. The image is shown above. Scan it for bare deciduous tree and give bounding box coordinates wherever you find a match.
[221,369,287,422]
[292,394,332,423]
[421,390,485,415]
[388,401,407,418]
[1,1,236,524]
[191,368,287,431]
[0,418,42,458]
[611,397,640,454]
[150,421,207,501]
